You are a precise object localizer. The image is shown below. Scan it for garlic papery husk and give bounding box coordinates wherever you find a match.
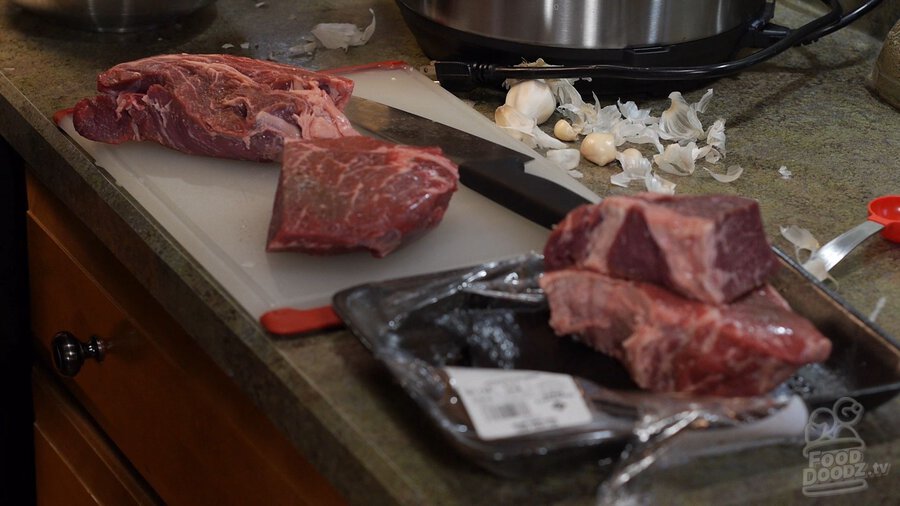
[288,39,319,56]
[645,171,677,195]
[505,80,557,124]
[698,145,723,164]
[553,119,579,141]
[802,256,837,284]
[580,132,617,166]
[546,149,583,178]
[703,164,743,183]
[532,125,569,149]
[613,122,665,153]
[556,90,623,136]
[311,8,376,51]
[617,99,657,125]
[611,148,652,187]
[495,105,567,149]
[803,258,837,284]
[549,77,588,114]
[657,89,713,142]
[653,142,699,176]
[779,225,820,261]
[582,104,622,135]
[705,118,727,155]
[869,296,887,322]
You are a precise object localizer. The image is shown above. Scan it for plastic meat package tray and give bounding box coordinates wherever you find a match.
[332,249,900,477]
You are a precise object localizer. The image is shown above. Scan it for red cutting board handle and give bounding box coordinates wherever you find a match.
[260,306,344,336]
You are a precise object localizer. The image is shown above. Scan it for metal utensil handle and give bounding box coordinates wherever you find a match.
[810,220,884,271]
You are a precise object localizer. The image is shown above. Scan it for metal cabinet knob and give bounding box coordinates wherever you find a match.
[51,331,106,377]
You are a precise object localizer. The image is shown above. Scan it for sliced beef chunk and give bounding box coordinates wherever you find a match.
[267,136,459,258]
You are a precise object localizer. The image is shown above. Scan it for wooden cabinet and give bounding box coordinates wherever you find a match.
[32,365,160,506]
[25,171,346,505]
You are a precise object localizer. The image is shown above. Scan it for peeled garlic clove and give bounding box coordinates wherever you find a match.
[505,80,556,124]
[553,119,578,141]
[580,132,617,166]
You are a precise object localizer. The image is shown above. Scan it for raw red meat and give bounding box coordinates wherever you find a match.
[267,137,459,257]
[72,54,357,162]
[539,270,832,396]
[544,193,779,304]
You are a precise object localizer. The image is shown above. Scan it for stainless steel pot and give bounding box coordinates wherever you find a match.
[12,0,215,32]
[397,0,767,50]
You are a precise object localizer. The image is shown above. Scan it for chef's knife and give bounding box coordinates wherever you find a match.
[343,96,591,229]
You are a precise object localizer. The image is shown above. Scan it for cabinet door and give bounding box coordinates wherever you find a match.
[32,364,160,506]
[26,172,345,506]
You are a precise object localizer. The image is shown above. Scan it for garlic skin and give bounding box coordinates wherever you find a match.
[505,80,556,124]
[553,119,578,141]
[658,89,713,142]
[653,142,699,176]
[494,104,534,144]
[645,172,677,195]
[779,225,820,260]
[703,164,743,183]
[580,132,617,166]
[611,148,652,188]
[495,104,567,149]
[546,148,581,171]
[310,8,376,51]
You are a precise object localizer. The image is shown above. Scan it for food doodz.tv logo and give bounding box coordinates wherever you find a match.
[802,397,891,497]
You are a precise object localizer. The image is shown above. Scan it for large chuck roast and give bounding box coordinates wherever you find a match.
[544,193,780,305]
[540,193,830,397]
[72,54,357,162]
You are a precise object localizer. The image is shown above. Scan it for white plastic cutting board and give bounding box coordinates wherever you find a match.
[59,63,599,318]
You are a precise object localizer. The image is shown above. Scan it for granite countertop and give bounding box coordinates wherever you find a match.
[1,1,898,504]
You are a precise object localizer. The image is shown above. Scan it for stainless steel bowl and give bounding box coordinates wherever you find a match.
[12,0,216,32]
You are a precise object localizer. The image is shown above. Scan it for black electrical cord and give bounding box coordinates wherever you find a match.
[801,0,885,42]
[433,0,884,89]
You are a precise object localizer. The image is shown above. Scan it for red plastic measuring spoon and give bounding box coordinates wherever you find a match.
[806,195,900,273]
[868,195,900,242]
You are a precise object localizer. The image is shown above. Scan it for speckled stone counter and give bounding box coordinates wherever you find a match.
[1,1,898,504]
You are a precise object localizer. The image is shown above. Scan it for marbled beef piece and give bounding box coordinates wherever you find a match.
[72,54,357,162]
[267,136,459,258]
[539,270,831,397]
[544,194,779,305]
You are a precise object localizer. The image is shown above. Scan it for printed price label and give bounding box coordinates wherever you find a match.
[444,367,593,441]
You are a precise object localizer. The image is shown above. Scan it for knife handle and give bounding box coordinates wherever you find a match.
[458,157,591,229]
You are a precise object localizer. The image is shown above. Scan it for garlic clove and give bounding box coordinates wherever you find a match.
[580,132,617,166]
[553,119,578,141]
[494,104,535,143]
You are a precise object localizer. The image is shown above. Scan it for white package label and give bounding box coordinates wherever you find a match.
[445,367,593,441]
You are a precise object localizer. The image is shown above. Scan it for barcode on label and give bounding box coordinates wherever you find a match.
[482,402,531,421]
[444,367,593,440]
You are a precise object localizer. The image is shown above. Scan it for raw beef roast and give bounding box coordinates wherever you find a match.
[540,270,832,396]
[544,193,779,304]
[267,137,459,257]
[72,54,357,162]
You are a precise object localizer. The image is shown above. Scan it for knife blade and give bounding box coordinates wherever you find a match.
[343,96,591,229]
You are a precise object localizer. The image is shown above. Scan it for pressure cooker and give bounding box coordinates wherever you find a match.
[395,0,886,91]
